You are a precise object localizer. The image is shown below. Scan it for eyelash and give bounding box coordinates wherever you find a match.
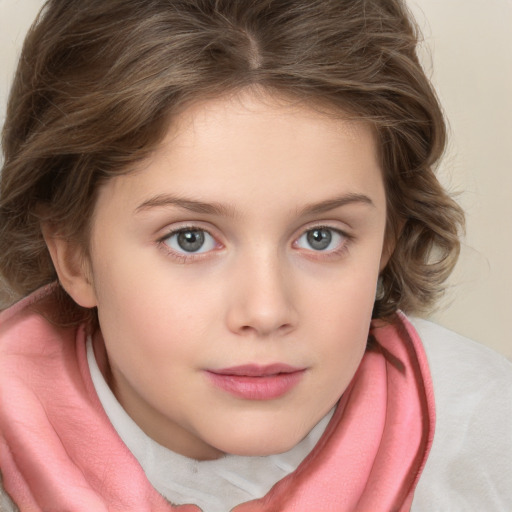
[293,225,352,260]
[157,225,221,264]
[156,224,352,263]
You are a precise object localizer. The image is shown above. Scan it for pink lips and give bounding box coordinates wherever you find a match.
[205,364,306,400]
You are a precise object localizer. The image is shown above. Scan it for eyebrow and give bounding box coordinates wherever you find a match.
[134,192,374,217]
[297,193,375,216]
[135,194,237,216]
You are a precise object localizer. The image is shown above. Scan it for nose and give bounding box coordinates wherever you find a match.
[225,252,299,338]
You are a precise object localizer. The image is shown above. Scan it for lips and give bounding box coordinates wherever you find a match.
[205,364,306,400]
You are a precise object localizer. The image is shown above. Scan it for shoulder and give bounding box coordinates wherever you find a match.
[410,317,511,374]
[409,318,512,511]
[410,318,512,409]
[0,285,80,358]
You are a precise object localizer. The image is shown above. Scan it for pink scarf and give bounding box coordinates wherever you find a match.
[0,287,434,511]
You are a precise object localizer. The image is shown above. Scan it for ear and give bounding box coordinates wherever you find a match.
[379,240,393,272]
[42,223,97,308]
[379,217,405,272]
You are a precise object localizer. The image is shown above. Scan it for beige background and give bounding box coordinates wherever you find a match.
[1,0,511,359]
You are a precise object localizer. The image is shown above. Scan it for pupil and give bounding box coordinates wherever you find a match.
[307,229,331,250]
[177,230,205,252]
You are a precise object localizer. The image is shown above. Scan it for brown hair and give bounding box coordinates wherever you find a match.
[0,0,464,320]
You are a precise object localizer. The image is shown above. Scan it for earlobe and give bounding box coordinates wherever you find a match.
[42,224,97,308]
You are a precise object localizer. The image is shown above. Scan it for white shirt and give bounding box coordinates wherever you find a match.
[411,318,512,511]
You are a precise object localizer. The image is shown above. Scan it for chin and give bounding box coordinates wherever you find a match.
[213,429,308,457]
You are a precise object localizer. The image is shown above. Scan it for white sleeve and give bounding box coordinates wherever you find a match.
[0,474,19,512]
[410,318,512,511]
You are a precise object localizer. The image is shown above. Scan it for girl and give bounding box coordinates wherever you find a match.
[1,1,511,510]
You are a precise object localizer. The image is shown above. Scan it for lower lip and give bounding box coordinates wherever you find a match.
[205,370,306,400]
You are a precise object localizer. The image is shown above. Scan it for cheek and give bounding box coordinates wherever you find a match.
[308,247,381,318]
[315,285,374,358]
[91,250,218,362]
[303,248,381,364]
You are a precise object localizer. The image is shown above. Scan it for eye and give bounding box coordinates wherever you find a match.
[295,227,345,252]
[163,228,217,254]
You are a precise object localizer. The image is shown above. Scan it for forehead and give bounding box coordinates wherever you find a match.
[93,89,384,222]
[165,90,375,161]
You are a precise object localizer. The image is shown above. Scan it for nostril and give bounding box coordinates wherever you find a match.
[278,323,295,335]
[237,322,294,337]
[225,283,299,337]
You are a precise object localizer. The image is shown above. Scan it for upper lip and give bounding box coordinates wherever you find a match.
[207,364,304,377]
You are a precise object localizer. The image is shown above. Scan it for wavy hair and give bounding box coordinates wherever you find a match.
[0,0,464,320]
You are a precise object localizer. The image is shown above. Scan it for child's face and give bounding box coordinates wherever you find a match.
[81,90,388,460]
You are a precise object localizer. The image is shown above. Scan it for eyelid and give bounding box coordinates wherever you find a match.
[165,229,216,253]
[292,223,353,257]
[292,221,352,242]
[156,221,220,242]
[156,223,224,262]
[155,220,353,263]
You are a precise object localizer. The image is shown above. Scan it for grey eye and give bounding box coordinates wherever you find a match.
[296,227,344,251]
[307,228,332,250]
[177,230,204,252]
[165,229,216,253]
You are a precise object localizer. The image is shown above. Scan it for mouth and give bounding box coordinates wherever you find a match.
[205,364,307,400]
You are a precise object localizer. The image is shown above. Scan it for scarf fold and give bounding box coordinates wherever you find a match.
[0,287,434,511]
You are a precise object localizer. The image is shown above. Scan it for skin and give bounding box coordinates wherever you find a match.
[48,89,389,461]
